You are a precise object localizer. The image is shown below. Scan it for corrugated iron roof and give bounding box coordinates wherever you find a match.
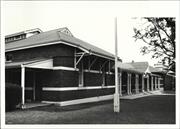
[117,62,134,70]
[125,62,149,73]
[115,61,162,74]
[116,62,142,73]
[5,28,115,59]
[149,66,165,73]
[5,58,48,68]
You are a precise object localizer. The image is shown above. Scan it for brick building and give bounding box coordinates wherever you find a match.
[5,28,163,108]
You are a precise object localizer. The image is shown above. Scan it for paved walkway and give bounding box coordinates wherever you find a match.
[120,92,154,100]
[120,88,175,100]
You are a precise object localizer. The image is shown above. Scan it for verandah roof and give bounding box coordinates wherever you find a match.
[5,58,53,69]
[115,61,162,74]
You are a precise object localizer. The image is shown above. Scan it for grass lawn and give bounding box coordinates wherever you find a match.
[5,95,175,124]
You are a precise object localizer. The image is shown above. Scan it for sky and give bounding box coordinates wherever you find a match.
[1,1,179,66]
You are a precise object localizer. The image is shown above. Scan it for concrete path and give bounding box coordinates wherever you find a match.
[120,88,175,100]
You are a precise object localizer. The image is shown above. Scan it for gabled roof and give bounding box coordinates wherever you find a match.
[5,28,115,59]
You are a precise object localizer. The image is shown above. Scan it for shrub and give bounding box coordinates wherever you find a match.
[5,83,22,111]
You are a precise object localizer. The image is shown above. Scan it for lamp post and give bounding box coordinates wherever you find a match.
[114,17,120,112]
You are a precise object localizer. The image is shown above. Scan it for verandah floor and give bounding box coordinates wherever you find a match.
[22,88,166,109]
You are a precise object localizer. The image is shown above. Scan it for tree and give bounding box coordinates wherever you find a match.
[133,17,175,72]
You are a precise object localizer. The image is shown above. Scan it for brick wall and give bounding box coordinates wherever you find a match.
[53,56,74,67]
[25,90,33,101]
[6,44,75,64]
[164,75,175,90]
[106,74,115,86]
[5,69,21,85]
[42,88,115,101]
[37,70,79,87]
[84,72,103,86]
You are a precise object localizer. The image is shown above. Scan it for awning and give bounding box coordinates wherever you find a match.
[5,59,53,69]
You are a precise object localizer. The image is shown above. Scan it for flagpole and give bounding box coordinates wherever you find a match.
[114,17,120,112]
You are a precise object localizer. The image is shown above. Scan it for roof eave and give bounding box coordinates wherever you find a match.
[5,40,89,53]
[6,40,115,61]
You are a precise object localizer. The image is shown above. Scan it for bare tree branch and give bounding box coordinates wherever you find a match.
[133,17,175,71]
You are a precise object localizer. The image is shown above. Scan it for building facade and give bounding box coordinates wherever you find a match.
[5,28,163,108]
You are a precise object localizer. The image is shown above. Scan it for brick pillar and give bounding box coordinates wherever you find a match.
[155,77,157,90]
[151,76,154,91]
[127,73,130,95]
[127,73,132,95]
[156,77,158,90]
[142,75,144,92]
[147,75,149,91]
[158,77,161,89]
[129,73,132,94]
[135,74,139,94]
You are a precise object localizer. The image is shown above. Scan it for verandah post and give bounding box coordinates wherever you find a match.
[21,65,25,109]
